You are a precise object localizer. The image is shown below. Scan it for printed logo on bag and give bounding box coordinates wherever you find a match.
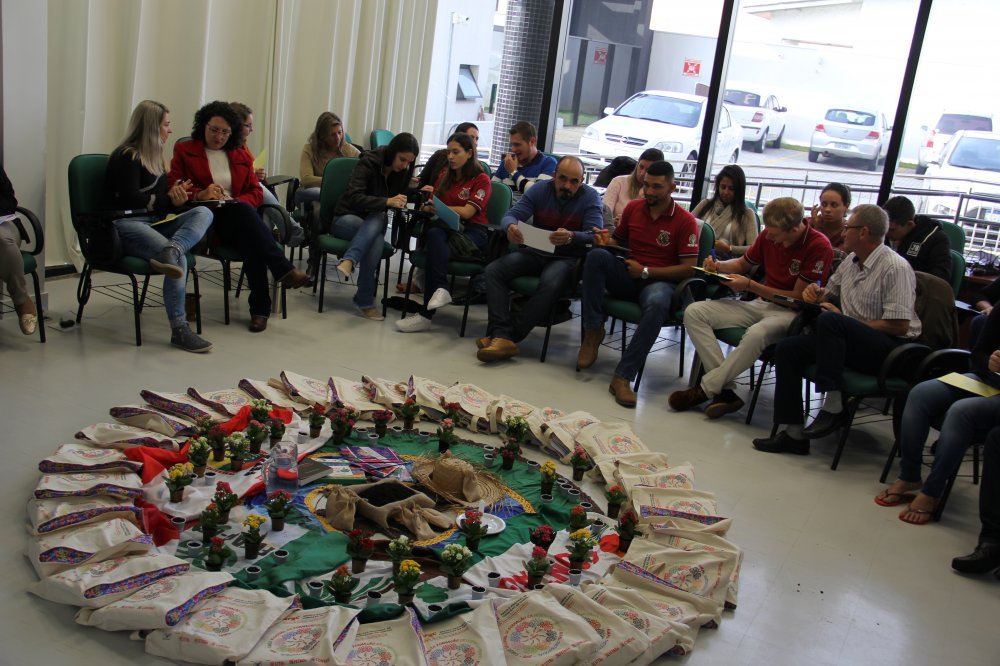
[191,606,246,636]
[85,558,126,576]
[504,617,563,657]
[666,564,707,594]
[789,259,801,275]
[349,644,396,666]
[584,616,611,641]
[461,386,489,408]
[269,625,325,654]
[607,434,640,454]
[650,600,685,621]
[614,608,651,631]
[668,498,712,514]
[130,577,178,599]
[72,448,116,459]
[427,640,479,665]
[656,230,671,246]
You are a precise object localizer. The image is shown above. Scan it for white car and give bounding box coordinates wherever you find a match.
[916,111,993,174]
[723,84,787,153]
[809,106,892,171]
[922,130,1000,221]
[578,90,744,174]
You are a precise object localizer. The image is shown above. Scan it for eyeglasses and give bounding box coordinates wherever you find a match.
[206,125,232,137]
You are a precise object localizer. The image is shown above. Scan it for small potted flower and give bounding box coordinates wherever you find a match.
[500,439,520,471]
[617,508,639,554]
[569,445,592,482]
[208,425,227,462]
[346,528,374,573]
[606,485,627,519]
[328,408,354,444]
[441,401,462,422]
[439,543,474,589]
[436,417,458,454]
[165,462,194,503]
[372,409,393,437]
[269,418,285,445]
[204,535,234,572]
[226,432,250,471]
[393,559,421,605]
[245,420,268,455]
[326,565,359,604]
[199,503,221,540]
[503,415,530,447]
[567,528,598,570]
[213,481,239,523]
[187,437,211,478]
[345,407,362,427]
[539,461,557,495]
[250,398,273,423]
[264,490,292,531]
[195,415,215,438]
[459,509,489,551]
[399,397,420,430]
[569,504,590,531]
[530,524,555,552]
[388,535,413,576]
[308,404,326,438]
[242,514,267,559]
[523,545,552,588]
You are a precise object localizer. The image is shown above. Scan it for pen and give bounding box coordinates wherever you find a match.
[710,249,716,260]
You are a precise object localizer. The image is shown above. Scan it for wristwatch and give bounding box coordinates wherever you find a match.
[641,266,650,280]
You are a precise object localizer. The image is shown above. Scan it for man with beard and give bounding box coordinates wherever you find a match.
[576,160,699,407]
[477,156,603,362]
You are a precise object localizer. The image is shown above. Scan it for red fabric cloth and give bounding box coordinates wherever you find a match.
[136,497,182,547]
[220,405,293,434]
[124,442,191,484]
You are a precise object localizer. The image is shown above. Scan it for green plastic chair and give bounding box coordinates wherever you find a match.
[67,153,202,346]
[949,250,966,298]
[5,207,45,342]
[479,160,493,177]
[370,129,395,149]
[938,220,966,256]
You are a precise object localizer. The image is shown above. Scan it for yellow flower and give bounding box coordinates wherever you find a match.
[569,528,592,541]
[243,514,267,530]
[540,461,556,476]
[399,559,421,575]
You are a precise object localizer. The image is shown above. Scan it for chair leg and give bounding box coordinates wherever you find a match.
[539,311,555,363]
[381,255,391,318]
[30,270,45,342]
[222,260,231,325]
[459,294,471,337]
[402,264,417,319]
[678,326,685,377]
[880,439,900,484]
[128,273,142,346]
[933,472,958,522]
[318,253,327,313]
[830,398,860,470]
[634,363,645,392]
[973,442,981,485]
[191,268,203,335]
[236,266,245,299]
[281,285,287,319]
[745,359,772,425]
[76,264,92,323]
[138,275,151,312]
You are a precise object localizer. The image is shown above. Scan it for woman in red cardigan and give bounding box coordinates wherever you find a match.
[169,101,308,332]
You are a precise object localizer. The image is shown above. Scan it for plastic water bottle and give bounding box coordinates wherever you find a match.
[264,439,299,496]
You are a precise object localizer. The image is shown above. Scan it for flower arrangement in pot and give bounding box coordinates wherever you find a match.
[539,460,557,495]
[269,418,285,445]
[568,504,590,531]
[606,485,627,519]
[328,408,355,444]
[199,503,221,540]
[242,514,267,559]
[439,543,474,590]
[523,545,552,588]
[436,418,458,454]
[372,409,393,437]
[569,445,592,482]
[567,528,598,570]
[616,508,639,554]
[250,398,273,423]
[204,535,234,572]
[213,481,239,523]
[225,432,250,471]
[326,565,359,604]
[503,415,530,447]
[399,397,420,430]
[165,462,194,503]
[529,524,555,552]
[186,437,211,477]
[441,401,462,422]
[195,415,216,438]
[346,528,375,573]
[499,439,520,471]
[245,420,268,455]
[263,490,292,531]
[307,404,327,438]
[392,559,421,605]
[208,425,227,462]
[388,535,413,576]
[459,509,490,551]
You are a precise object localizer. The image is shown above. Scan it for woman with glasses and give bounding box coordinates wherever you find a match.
[169,101,308,333]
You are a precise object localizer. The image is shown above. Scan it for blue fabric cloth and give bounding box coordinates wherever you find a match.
[493,151,557,193]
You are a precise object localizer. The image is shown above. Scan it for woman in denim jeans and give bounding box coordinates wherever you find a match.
[104,100,214,352]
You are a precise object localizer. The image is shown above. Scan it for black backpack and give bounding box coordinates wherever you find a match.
[593,156,637,188]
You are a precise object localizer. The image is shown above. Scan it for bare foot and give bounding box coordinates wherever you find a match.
[875,479,922,506]
[899,492,938,525]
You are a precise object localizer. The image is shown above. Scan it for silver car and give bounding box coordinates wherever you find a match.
[809,107,892,171]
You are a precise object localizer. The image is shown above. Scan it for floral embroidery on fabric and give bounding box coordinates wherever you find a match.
[503,617,563,657]
[82,564,189,599]
[190,605,247,636]
[164,583,230,625]
[427,640,479,666]
[349,644,396,666]
[267,625,325,655]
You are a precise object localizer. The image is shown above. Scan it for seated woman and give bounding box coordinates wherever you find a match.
[297,111,360,208]
[878,305,1000,524]
[396,132,492,333]
[0,165,37,335]
[691,164,758,259]
[813,182,850,264]
[104,100,214,352]
[331,132,420,321]
[169,100,308,333]
[602,147,663,230]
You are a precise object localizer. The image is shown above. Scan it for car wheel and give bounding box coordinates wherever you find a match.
[808,150,819,163]
[866,150,879,171]
[753,131,766,153]
[730,150,739,164]
[915,164,927,175]
[771,127,784,149]
[681,153,697,175]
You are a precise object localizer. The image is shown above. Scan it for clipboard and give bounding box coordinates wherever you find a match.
[771,294,822,314]
[432,196,461,231]
[937,372,1000,397]
[692,266,734,282]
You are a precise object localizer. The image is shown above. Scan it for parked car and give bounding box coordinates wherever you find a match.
[809,107,892,171]
[723,83,787,152]
[916,111,993,174]
[922,130,1000,221]
[578,90,744,174]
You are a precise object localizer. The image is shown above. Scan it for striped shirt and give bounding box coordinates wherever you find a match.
[828,243,921,339]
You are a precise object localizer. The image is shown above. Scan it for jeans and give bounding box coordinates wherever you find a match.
[897,375,1000,498]
[772,312,903,424]
[332,211,388,309]
[294,187,321,206]
[485,248,576,342]
[209,202,295,318]
[113,207,213,328]
[970,312,988,349]
[421,224,488,319]
[581,248,677,381]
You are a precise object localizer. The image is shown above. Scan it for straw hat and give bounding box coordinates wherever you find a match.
[411,451,506,507]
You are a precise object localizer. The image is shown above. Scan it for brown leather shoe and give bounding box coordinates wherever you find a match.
[476,336,493,350]
[476,337,519,362]
[280,268,310,289]
[577,327,606,370]
[668,385,709,412]
[249,316,268,333]
[609,375,637,408]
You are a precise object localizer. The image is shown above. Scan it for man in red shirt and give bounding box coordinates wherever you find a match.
[577,160,699,407]
[669,197,833,418]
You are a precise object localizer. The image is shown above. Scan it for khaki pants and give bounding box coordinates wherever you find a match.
[0,222,29,307]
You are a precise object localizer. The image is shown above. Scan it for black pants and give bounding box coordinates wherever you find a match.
[982,426,1000,544]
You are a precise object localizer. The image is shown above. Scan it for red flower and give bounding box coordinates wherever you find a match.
[216,481,233,494]
[571,506,586,516]
[210,536,225,550]
[268,490,291,501]
[531,525,554,541]
[609,485,622,493]
[531,545,547,559]
[463,509,482,524]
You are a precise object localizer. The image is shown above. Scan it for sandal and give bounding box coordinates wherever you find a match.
[899,502,936,525]
[874,490,917,507]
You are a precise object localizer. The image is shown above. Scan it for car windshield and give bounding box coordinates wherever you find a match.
[947,136,1000,172]
[824,109,875,127]
[723,90,761,107]
[938,114,993,134]
[614,94,702,128]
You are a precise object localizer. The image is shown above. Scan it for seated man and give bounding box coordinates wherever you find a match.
[669,197,833,419]
[882,195,952,282]
[951,424,1000,577]
[478,156,603,362]
[753,204,921,455]
[577,160,698,407]
[493,121,557,197]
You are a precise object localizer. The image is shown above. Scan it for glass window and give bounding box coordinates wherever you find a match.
[456,65,483,101]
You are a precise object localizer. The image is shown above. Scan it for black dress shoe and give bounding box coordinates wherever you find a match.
[249,316,268,333]
[752,431,810,455]
[951,542,1000,574]
[802,410,847,439]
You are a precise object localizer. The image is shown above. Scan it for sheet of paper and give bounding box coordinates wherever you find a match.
[517,222,556,253]
[253,148,268,170]
[937,372,1000,397]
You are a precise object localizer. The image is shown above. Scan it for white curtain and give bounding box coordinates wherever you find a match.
[46,0,438,269]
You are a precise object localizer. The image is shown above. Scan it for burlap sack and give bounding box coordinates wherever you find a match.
[622,537,737,611]
[607,561,721,629]
[29,552,189,607]
[34,471,144,500]
[493,590,601,665]
[234,605,360,666]
[486,394,537,434]
[361,375,408,408]
[38,444,143,474]
[411,375,452,421]
[644,526,743,609]
[573,422,648,463]
[109,405,195,437]
[614,462,696,493]
[583,584,690,662]
[277,370,333,407]
[75,571,232,630]
[541,583,650,666]
[27,496,143,535]
[26,517,153,577]
[186,387,255,416]
[421,602,508,666]
[327,376,384,417]
[144,587,299,665]
[591,452,671,486]
[390,504,454,540]
[540,411,601,461]
[347,607,429,666]
[323,486,360,531]
[75,422,180,450]
[441,383,495,432]
[140,389,229,422]
[239,378,303,411]
[351,479,451,539]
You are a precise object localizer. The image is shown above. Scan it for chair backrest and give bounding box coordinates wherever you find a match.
[938,220,966,256]
[697,220,715,264]
[318,157,360,224]
[914,270,959,349]
[949,249,966,298]
[479,160,493,177]
[370,129,394,149]
[67,154,111,234]
[744,199,762,230]
[486,181,512,229]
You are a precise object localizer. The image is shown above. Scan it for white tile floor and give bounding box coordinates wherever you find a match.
[3,264,997,666]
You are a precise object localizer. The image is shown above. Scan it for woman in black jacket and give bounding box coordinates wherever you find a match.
[331,132,419,320]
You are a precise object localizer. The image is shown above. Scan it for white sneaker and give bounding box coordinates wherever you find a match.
[427,288,452,310]
[395,313,432,333]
